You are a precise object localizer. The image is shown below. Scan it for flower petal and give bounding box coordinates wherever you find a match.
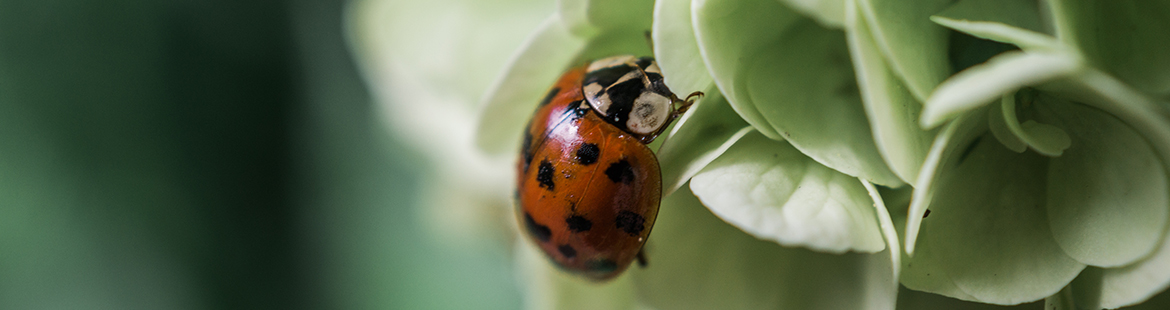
[691,0,801,140]
[930,0,1062,52]
[474,15,588,155]
[694,0,902,186]
[1049,0,1170,97]
[1101,226,1170,308]
[998,93,1071,156]
[778,0,846,29]
[1038,96,1168,268]
[906,125,1085,304]
[921,51,1082,129]
[634,189,896,310]
[651,0,712,94]
[846,0,936,184]
[690,131,885,253]
[658,88,753,196]
[855,0,952,102]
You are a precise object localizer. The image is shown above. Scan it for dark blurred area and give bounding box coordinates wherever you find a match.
[0,1,518,309]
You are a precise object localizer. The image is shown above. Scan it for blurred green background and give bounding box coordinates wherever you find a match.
[0,0,520,309]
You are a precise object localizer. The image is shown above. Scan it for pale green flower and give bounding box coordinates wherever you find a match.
[351,0,1170,309]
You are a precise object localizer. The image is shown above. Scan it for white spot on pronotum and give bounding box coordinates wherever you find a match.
[583,83,608,114]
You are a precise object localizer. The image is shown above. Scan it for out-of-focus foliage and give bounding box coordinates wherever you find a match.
[0,0,525,309]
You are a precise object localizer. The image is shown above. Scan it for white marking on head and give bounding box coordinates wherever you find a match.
[626,92,672,135]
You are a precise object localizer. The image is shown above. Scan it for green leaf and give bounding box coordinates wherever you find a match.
[930,0,1063,52]
[694,0,902,186]
[999,92,1071,156]
[921,51,1083,129]
[778,0,846,29]
[516,242,636,310]
[658,88,752,196]
[1049,0,1170,97]
[1038,98,1168,268]
[904,127,1085,304]
[651,0,712,94]
[634,189,897,310]
[690,131,885,253]
[474,16,588,154]
[855,0,951,102]
[845,0,935,184]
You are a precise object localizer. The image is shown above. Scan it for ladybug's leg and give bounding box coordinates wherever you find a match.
[636,249,649,267]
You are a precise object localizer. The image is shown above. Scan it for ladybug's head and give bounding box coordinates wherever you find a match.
[581,55,695,144]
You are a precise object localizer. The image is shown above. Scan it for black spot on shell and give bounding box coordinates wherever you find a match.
[558,244,577,258]
[575,143,600,165]
[539,87,560,107]
[604,160,635,184]
[615,210,645,236]
[566,215,593,232]
[584,64,634,88]
[923,209,932,218]
[587,259,618,273]
[524,213,552,242]
[521,129,534,172]
[537,160,555,191]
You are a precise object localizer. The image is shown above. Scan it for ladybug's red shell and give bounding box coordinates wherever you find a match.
[516,63,664,280]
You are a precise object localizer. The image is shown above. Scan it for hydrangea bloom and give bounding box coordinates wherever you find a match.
[351,0,1170,308]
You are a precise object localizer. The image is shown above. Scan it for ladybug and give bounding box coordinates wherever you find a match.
[515,55,702,280]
